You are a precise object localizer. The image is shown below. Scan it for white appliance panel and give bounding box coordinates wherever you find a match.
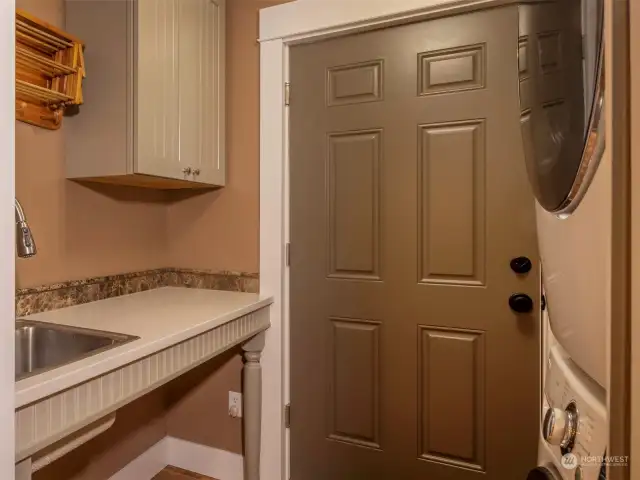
[536,152,611,387]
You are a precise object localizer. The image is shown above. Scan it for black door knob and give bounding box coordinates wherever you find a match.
[510,256,532,274]
[509,293,533,313]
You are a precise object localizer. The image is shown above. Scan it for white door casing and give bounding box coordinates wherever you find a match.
[258,1,519,479]
[2,0,15,478]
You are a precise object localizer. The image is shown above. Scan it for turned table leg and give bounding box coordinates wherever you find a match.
[242,331,266,480]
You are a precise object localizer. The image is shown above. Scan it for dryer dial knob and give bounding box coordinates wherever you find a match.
[542,405,577,448]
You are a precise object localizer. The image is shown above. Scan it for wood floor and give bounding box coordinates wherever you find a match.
[152,465,217,480]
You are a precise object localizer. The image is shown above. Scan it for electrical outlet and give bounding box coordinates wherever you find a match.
[229,391,242,418]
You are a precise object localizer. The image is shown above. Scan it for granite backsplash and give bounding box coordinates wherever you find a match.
[16,269,259,317]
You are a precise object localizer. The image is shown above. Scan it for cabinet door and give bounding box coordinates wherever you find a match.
[136,0,184,180]
[178,0,226,186]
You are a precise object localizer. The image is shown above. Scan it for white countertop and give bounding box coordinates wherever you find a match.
[16,287,273,408]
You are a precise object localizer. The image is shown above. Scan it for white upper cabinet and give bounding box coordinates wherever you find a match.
[66,0,225,189]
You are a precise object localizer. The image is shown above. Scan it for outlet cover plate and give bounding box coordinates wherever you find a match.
[229,391,242,418]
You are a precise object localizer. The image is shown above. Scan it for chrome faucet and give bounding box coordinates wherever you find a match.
[15,199,36,258]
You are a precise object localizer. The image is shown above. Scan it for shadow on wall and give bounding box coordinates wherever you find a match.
[70,182,170,204]
[71,181,221,205]
[33,348,242,480]
[165,348,244,454]
[15,120,169,289]
[33,388,167,480]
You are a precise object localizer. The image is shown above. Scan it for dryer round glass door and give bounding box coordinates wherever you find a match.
[517,0,604,213]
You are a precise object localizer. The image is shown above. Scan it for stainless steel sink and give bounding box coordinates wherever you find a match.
[15,319,139,381]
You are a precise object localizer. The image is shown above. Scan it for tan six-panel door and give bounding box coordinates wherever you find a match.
[290,7,539,480]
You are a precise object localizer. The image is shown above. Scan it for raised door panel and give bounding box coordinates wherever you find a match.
[327,130,381,281]
[418,327,486,471]
[191,0,225,186]
[135,0,181,180]
[418,120,486,286]
[327,318,381,449]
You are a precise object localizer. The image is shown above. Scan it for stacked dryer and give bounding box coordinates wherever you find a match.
[517,1,608,479]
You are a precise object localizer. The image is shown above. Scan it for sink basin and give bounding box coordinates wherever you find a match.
[15,319,139,381]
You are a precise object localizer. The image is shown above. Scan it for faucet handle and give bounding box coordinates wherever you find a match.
[15,198,36,258]
[16,221,36,258]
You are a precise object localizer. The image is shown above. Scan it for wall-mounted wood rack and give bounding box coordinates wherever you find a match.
[15,9,85,130]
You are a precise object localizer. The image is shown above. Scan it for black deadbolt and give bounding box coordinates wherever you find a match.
[510,256,532,274]
[509,293,534,313]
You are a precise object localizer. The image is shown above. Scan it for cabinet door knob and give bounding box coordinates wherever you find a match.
[193,168,201,176]
[182,167,192,175]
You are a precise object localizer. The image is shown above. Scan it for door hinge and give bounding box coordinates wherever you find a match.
[285,404,291,428]
[284,82,291,106]
[285,243,291,267]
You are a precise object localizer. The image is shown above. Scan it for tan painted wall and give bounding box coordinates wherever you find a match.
[15,0,168,290]
[163,0,290,454]
[17,0,287,288]
[165,349,244,453]
[20,0,288,475]
[33,390,167,480]
[19,1,168,476]
[167,0,289,274]
[32,354,240,480]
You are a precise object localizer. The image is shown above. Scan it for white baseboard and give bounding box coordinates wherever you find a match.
[109,436,243,480]
[109,438,168,480]
[166,437,244,480]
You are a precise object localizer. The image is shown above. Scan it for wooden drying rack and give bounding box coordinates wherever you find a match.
[15,9,85,130]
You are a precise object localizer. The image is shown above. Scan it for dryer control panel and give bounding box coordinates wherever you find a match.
[544,344,608,480]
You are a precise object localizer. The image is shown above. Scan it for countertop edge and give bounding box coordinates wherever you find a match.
[15,293,273,409]
[15,305,272,461]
